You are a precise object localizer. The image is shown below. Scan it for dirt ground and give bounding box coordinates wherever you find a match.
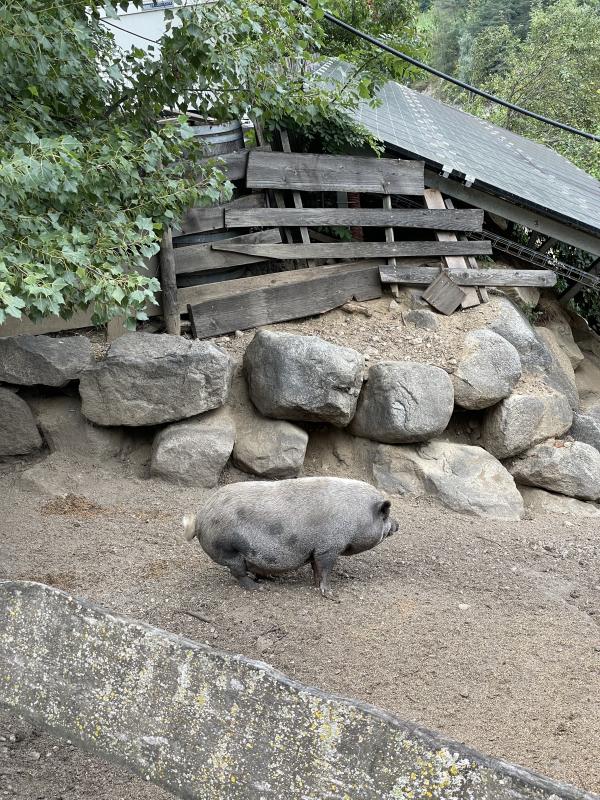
[1,450,600,798]
[1,295,600,799]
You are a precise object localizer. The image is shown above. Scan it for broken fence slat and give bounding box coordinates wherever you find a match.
[174,229,282,275]
[210,241,492,260]
[224,207,484,231]
[423,272,467,315]
[188,261,383,339]
[246,151,424,195]
[379,265,557,287]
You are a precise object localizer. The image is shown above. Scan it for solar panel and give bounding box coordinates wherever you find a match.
[317,60,600,238]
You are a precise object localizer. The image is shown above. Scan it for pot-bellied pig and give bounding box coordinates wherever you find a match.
[183,477,398,599]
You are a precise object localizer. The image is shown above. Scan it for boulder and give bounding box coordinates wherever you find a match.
[574,353,600,409]
[350,361,454,444]
[29,396,126,461]
[486,296,551,372]
[401,309,439,331]
[481,391,573,459]
[520,486,600,518]
[501,286,541,309]
[233,417,308,478]
[80,333,234,426]
[452,330,521,410]
[0,388,42,455]
[150,408,235,487]
[506,440,600,500]
[536,327,579,410]
[568,411,600,452]
[372,441,524,520]
[244,330,364,427]
[0,334,93,387]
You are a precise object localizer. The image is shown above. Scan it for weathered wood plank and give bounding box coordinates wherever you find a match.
[279,128,314,267]
[383,194,398,297]
[424,188,480,309]
[175,193,266,236]
[246,151,424,194]
[211,240,492,259]
[423,272,466,315]
[174,229,281,275]
[188,261,383,338]
[445,196,488,303]
[379,266,557,287]
[197,145,270,183]
[224,207,484,230]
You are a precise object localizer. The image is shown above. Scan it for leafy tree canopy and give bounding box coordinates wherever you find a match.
[0,0,374,328]
[468,0,600,179]
[321,0,427,84]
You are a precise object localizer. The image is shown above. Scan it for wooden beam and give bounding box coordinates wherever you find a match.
[379,266,557,287]
[174,229,281,275]
[425,169,600,257]
[210,241,492,260]
[159,227,180,335]
[175,193,266,236]
[424,188,480,309]
[246,151,424,195]
[187,261,383,339]
[224,207,484,231]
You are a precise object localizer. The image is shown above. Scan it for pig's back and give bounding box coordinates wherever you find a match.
[197,478,382,570]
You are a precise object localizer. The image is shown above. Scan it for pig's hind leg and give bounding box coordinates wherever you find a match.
[311,551,340,601]
[213,535,260,590]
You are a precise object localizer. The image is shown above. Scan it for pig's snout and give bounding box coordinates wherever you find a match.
[387,517,399,536]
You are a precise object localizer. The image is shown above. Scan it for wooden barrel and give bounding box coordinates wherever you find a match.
[191,120,244,155]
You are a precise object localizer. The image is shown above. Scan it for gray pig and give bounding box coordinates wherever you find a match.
[183,477,398,598]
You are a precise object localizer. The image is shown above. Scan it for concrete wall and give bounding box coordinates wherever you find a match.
[0,580,597,800]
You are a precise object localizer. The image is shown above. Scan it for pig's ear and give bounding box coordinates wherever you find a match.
[379,500,391,518]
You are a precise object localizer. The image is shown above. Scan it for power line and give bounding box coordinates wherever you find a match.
[292,0,600,143]
[100,17,161,44]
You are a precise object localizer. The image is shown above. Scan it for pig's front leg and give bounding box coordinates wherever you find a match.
[311,551,339,601]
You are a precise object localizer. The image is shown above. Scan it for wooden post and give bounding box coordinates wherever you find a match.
[383,194,399,298]
[279,128,313,268]
[424,189,480,309]
[159,227,180,335]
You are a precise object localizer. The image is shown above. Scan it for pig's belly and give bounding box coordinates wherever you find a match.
[244,546,312,576]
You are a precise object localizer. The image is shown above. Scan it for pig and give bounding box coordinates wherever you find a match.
[183,477,398,599]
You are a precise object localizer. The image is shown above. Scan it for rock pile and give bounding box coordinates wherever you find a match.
[2,290,600,517]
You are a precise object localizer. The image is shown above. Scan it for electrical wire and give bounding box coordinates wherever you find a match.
[101,1,599,143]
[100,17,161,44]
[292,0,600,143]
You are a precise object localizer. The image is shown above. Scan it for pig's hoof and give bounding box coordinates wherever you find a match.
[238,576,260,590]
[320,588,339,602]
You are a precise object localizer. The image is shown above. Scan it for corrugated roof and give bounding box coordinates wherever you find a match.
[318,60,600,238]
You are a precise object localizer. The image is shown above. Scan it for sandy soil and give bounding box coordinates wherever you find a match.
[1,294,600,798]
[1,451,600,799]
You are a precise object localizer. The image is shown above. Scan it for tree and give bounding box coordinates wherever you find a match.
[0,0,374,328]
[470,0,600,179]
[321,0,426,85]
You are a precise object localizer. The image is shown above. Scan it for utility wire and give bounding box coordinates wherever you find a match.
[100,17,161,44]
[101,1,599,143]
[292,0,600,143]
